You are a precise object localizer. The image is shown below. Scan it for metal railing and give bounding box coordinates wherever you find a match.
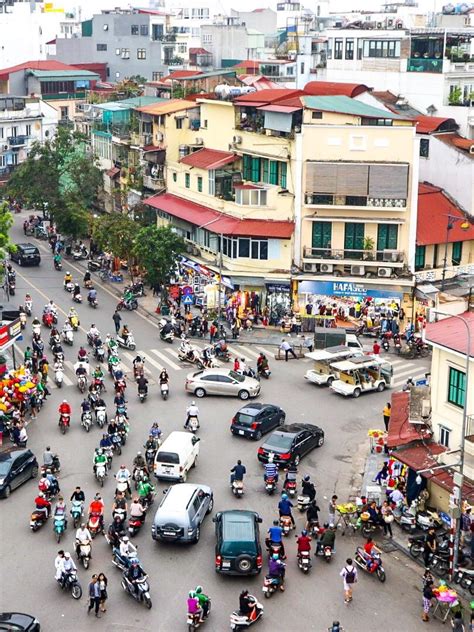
[303,246,405,263]
[407,57,443,73]
[8,135,28,146]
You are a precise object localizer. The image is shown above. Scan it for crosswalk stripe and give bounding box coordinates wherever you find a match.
[138,351,164,373]
[234,345,260,360]
[63,373,73,386]
[150,349,180,371]
[255,346,273,355]
[162,347,181,361]
[394,367,423,380]
[392,372,427,386]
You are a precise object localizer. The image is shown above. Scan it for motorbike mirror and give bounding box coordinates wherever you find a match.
[191,437,200,445]
[257,516,263,523]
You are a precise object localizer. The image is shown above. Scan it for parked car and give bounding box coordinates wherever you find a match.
[0,613,41,631]
[231,403,285,440]
[10,243,41,266]
[185,368,260,400]
[213,510,263,575]
[0,448,39,498]
[257,423,325,466]
[151,483,213,544]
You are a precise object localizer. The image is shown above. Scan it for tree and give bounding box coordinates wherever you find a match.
[0,201,14,258]
[133,225,185,288]
[92,213,137,264]
[54,197,90,241]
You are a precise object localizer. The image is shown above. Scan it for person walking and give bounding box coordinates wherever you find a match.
[112,310,121,335]
[382,403,391,432]
[423,527,437,568]
[98,573,108,612]
[328,495,338,524]
[422,579,434,622]
[372,340,381,356]
[280,338,297,362]
[87,574,101,617]
[340,558,358,603]
[381,500,394,538]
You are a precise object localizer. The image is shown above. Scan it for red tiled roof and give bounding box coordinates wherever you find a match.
[142,144,163,152]
[417,183,474,246]
[304,81,370,98]
[387,391,432,448]
[239,75,280,90]
[165,70,203,80]
[415,115,457,134]
[436,132,474,155]
[0,59,75,81]
[234,88,305,106]
[233,60,260,70]
[189,48,211,55]
[71,62,108,82]
[106,167,120,178]
[145,193,294,238]
[180,148,238,170]
[425,311,474,357]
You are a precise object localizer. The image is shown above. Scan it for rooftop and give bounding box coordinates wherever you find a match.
[425,311,474,357]
[180,148,238,170]
[371,90,422,118]
[387,390,432,448]
[136,99,197,116]
[95,97,165,111]
[417,183,474,245]
[27,69,99,80]
[436,132,474,157]
[304,81,371,98]
[302,95,406,120]
[414,115,458,134]
[0,59,75,81]
[234,88,305,106]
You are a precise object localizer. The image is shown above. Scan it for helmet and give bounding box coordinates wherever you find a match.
[191,401,195,406]
[268,454,274,464]
[273,520,279,526]
[62,399,67,403]
[281,493,288,500]
[303,475,310,482]
[188,591,195,598]
[123,536,129,542]
[38,491,44,498]
[64,552,71,558]
[137,451,142,456]
[81,523,86,529]
[120,464,126,469]
[329,523,335,529]
[272,553,279,560]
[301,530,308,536]
[195,586,203,594]
[66,271,70,275]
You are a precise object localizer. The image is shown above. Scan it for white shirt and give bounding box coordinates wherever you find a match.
[280,341,291,351]
[130,502,145,518]
[76,527,92,543]
[120,541,136,557]
[89,327,100,338]
[62,558,76,573]
[116,468,130,482]
[187,405,199,417]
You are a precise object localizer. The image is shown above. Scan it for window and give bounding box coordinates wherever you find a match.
[60,107,69,120]
[178,43,187,54]
[223,237,268,260]
[251,239,268,260]
[197,176,202,192]
[312,221,332,250]
[202,34,212,44]
[192,8,209,18]
[415,245,426,271]
[131,25,139,35]
[300,62,305,74]
[345,39,354,60]
[312,111,323,120]
[238,238,250,258]
[208,170,215,195]
[448,367,466,408]
[0,155,5,168]
[235,188,267,206]
[363,39,400,59]
[152,71,162,81]
[433,243,439,268]
[452,241,463,266]
[0,127,3,139]
[137,48,146,59]
[242,154,287,187]
[140,24,149,36]
[175,118,184,130]
[334,39,343,60]
[185,173,190,188]
[377,224,398,251]
[121,48,130,59]
[97,43,107,51]
[420,138,430,158]
[172,172,177,183]
[25,124,31,136]
[439,426,451,448]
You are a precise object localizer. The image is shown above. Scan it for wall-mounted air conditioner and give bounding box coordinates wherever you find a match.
[303,262,318,272]
[320,263,334,273]
[378,267,392,277]
[350,265,365,276]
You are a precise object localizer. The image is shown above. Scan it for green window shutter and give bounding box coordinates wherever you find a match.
[261,159,269,184]
[197,176,202,192]
[251,157,260,182]
[452,241,462,265]
[377,224,398,251]
[344,223,364,256]
[280,162,287,188]
[415,245,426,270]
[243,155,252,181]
[269,160,278,185]
[185,173,190,188]
[448,367,466,408]
[312,221,332,249]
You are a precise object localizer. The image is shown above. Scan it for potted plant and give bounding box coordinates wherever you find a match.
[363,236,375,260]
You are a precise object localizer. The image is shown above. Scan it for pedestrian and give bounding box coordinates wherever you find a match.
[422,579,434,622]
[328,494,338,524]
[451,611,465,631]
[209,322,217,344]
[374,461,389,485]
[87,574,101,617]
[382,402,391,432]
[233,357,240,372]
[112,310,121,335]
[423,527,437,568]
[461,507,472,545]
[373,340,381,356]
[340,558,358,603]
[98,572,108,612]
[381,500,393,537]
[280,337,297,362]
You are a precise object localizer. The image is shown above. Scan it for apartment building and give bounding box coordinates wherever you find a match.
[200,17,265,69]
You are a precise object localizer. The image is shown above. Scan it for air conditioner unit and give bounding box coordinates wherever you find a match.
[396,21,403,29]
[376,22,383,28]
[303,262,318,272]
[232,135,242,144]
[156,132,164,142]
[320,263,334,273]
[2,145,8,151]
[350,265,365,276]
[195,137,204,145]
[378,267,392,277]
[383,249,398,262]
[387,18,394,27]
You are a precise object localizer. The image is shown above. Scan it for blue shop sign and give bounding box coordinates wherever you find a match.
[298,280,403,300]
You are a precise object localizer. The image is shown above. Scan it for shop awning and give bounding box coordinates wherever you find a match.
[231,276,266,287]
[387,391,432,448]
[142,144,162,153]
[415,284,439,301]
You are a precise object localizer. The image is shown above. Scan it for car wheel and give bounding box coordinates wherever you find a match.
[206,496,214,514]
[293,455,300,466]
[317,435,324,447]
[235,554,253,573]
[254,430,262,441]
[195,388,206,398]
[278,416,285,426]
[353,388,361,398]
[238,390,250,400]
[377,382,386,392]
[30,466,39,479]
[192,526,200,544]
[327,376,334,386]
[2,485,11,499]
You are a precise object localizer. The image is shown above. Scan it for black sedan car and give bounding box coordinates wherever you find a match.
[0,448,38,499]
[0,612,40,630]
[257,423,324,466]
[231,403,286,440]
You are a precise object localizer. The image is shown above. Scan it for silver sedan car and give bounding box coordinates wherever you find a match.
[185,368,261,400]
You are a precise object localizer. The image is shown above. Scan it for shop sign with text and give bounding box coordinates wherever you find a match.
[298,280,403,300]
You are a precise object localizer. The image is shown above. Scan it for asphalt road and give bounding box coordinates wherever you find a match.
[0,215,440,632]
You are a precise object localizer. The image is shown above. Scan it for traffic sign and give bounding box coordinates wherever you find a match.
[182,295,194,305]
[182,285,193,296]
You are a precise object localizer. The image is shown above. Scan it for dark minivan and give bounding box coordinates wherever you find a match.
[214,509,262,575]
[0,448,38,498]
[11,243,41,266]
[231,403,285,440]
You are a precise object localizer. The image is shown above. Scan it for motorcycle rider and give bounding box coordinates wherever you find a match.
[63,272,73,288]
[230,460,246,486]
[43,446,55,469]
[58,399,71,426]
[283,462,298,492]
[124,559,146,596]
[107,515,124,548]
[87,288,97,305]
[45,469,60,496]
[278,494,296,528]
[266,519,286,558]
[93,449,108,476]
[60,552,77,588]
[150,422,162,441]
[264,454,279,484]
[88,323,100,342]
[93,364,105,387]
[159,369,169,386]
[129,497,146,522]
[99,433,112,450]
[88,493,105,532]
[187,591,203,624]
[62,319,73,337]
[133,355,145,378]
[120,324,130,344]
[195,586,210,619]
[116,464,131,495]
[306,500,321,532]
[77,346,88,363]
[296,529,312,558]
[302,475,316,502]
[119,536,137,568]
[133,452,148,478]
[257,353,270,376]
[81,397,92,422]
[34,491,51,520]
[185,401,200,429]
[70,486,85,504]
[137,476,155,507]
[317,523,336,555]
[239,590,258,622]
[72,283,81,299]
[268,553,286,591]
[75,522,92,558]
[137,374,148,397]
[53,252,62,268]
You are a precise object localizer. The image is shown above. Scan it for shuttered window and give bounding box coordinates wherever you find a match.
[335,164,369,196]
[448,367,466,408]
[368,164,408,198]
[377,224,398,251]
[306,163,337,193]
[251,157,260,182]
[269,160,278,185]
[280,162,287,188]
[243,155,252,181]
[312,222,332,249]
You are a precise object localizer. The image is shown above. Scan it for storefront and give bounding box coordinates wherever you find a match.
[174,255,233,308]
[266,283,291,325]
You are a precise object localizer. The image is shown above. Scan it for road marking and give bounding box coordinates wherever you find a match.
[162,347,181,361]
[138,351,164,373]
[150,349,180,371]
[394,367,425,380]
[255,345,274,355]
[234,345,260,360]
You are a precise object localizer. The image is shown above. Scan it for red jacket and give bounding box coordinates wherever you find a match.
[35,496,51,510]
[59,403,71,415]
[89,500,104,515]
[297,535,312,552]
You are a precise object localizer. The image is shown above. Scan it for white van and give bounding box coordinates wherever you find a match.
[304,345,364,386]
[154,431,200,482]
[330,356,393,398]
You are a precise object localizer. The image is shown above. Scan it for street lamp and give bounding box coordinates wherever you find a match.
[432,309,472,575]
[441,215,471,291]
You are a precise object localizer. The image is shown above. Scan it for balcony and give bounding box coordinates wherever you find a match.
[303,246,405,265]
[143,174,165,191]
[305,193,407,209]
[407,57,443,73]
[8,135,28,146]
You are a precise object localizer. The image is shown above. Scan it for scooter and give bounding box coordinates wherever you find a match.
[73,246,89,260]
[115,478,131,498]
[42,312,54,329]
[354,547,386,582]
[70,500,84,528]
[78,541,91,569]
[117,333,136,351]
[62,329,74,346]
[160,382,169,400]
[128,514,145,538]
[297,495,311,513]
[53,512,67,543]
[95,406,107,428]
[73,293,82,304]
[54,259,62,271]
[284,479,297,498]
[262,574,284,598]
[264,476,277,495]
[121,574,152,609]
[81,411,93,433]
[297,550,312,573]
[55,366,64,388]
[280,515,292,536]
[188,415,199,434]
[116,298,138,311]
[25,299,32,316]
[454,567,474,595]
[57,570,82,600]
[187,599,211,631]
[94,345,105,363]
[30,509,48,532]
[230,595,263,630]
[88,296,98,309]
[138,387,147,404]
[77,374,87,394]
[64,281,74,293]
[315,543,333,563]
[87,511,102,538]
[232,480,244,498]
[59,413,70,435]
[95,462,107,486]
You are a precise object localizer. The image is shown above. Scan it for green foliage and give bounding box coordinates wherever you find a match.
[54,197,90,241]
[92,212,137,261]
[133,225,185,287]
[0,201,14,257]
[111,77,144,100]
[448,86,462,105]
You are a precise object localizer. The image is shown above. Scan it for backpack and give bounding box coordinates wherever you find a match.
[344,567,355,584]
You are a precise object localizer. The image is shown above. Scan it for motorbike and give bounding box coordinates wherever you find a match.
[73,246,89,260]
[232,480,244,498]
[392,503,416,532]
[87,259,102,272]
[264,475,277,496]
[297,549,312,573]
[111,433,122,456]
[112,545,137,571]
[78,541,92,569]
[115,477,131,498]
[297,495,311,513]
[88,296,98,309]
[30,508,48,532]
[57,570,82,600]
[178,343,204,369]
[8,276,15,296]
[262,574,284,598]
[19,311,27,330]
[284,479,297,498]
[64,281,74,293]
[354,547,386,582]
[42,454,61,475]
[73,292,82,304]
[315,543,333,563]
[70,500,84,528]
[280,515,292,536]
[258,367,271,379]
[94,345,105,363]
[54,259,62,271]
[59,413,70,435]
[160,382,169,400]
[42,312,54,329]
[95,462,107,487]
[95,406,107,428]
[188,415,199,434]
[117,333,136,350]
[393,333,402,354]
[54,366,64,388]
[454,567,474,595]
[116,298,138,311]
[128,514,145,537]
[53,512,67,543]
[145,446,157,468]
[266,540,284,560]
[25,300,32,316]
[81,411,93,433]
[121,574,152,609]
[87,511,102,538]
[187,599,211,631]
[138,387,147,404]
[126,281,145,298]
[62,328,74,346]
[159,321,174,344]
[133,466,147,489]
[230,595,263,631]
[69,315,79,331]
[77,374,87,394]
[87,332,100,347]
[381,334,390,353]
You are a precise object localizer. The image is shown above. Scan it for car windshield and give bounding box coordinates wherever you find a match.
[23,249,38,255]
[235,414,255,427]
[0,460,12,476]
[156,451,179,465]
[228,371,244,383]
[221,516,257,556]
[264,434,293,450]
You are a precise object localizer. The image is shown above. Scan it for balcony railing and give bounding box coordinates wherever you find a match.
[407,57,443,73]
[303,246,405,263]
[8,135,28,146]
[143,174,166,191]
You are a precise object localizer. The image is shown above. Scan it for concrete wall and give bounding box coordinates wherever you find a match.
[231,9,277,35]
[200,24,256,67]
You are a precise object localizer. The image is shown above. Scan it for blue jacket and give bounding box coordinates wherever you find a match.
[278,499,293,515]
